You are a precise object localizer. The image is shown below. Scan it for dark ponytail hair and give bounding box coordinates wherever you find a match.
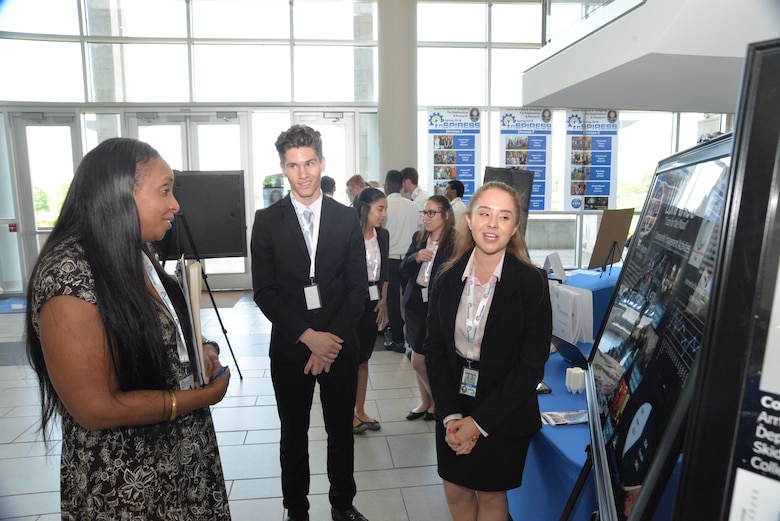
[354,187,387,233]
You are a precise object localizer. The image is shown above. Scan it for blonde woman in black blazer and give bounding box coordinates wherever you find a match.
[423,181,552,521]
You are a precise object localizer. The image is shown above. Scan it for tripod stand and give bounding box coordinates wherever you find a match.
[161,212,243,380]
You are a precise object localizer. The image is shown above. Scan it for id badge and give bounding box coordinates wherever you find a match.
[369,284,380,301]
[179,374,195,391]
[421,287,429,303]
[459,367,479,397]
[304,283,322,310]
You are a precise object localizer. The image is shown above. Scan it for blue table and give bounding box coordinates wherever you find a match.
[508,343,597,521]
[508,268,622,521]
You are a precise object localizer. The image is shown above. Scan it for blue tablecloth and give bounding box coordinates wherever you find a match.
[508,343,596,521]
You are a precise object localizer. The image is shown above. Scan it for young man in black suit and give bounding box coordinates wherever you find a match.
[251,125,369,521]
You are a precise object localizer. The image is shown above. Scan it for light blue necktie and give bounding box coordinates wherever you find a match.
[302,208,314,257]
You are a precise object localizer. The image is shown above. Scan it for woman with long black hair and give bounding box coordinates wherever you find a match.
[26,137,231,520]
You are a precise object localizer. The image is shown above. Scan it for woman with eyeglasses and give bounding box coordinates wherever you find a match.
[400,195,455,422]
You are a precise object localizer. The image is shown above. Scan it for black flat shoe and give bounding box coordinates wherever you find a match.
[406,410,425,420]
[423,411,435,421]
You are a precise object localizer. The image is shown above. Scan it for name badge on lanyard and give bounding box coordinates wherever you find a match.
[304,281,322,310]
[459,272,493,397]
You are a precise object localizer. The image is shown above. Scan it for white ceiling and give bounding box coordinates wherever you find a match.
[521,0,780,113]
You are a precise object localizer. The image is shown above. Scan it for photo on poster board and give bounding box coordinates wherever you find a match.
[584,133,733,521]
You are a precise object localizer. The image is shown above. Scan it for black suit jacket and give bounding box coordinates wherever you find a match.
[399,231,453,312]
[251,194,368,362]
[423,250,552,438]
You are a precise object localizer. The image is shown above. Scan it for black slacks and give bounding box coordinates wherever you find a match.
[386,258,405,344]
[270,349,359,514]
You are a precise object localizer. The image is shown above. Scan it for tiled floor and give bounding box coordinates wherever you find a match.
[0,292,451,521]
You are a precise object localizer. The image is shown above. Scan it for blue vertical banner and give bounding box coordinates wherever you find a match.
[428,107,481,205]
[565,109,619,210]
[499,108,553,211]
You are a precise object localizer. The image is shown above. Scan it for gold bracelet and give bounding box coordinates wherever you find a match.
[169,390,178,422]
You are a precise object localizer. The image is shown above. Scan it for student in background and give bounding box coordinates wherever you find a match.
[382,169,419,354]
[321,175,336,197]
[424,181,552,521]
[352,188,389,434]
[400,195,455,422]
[444,179,468,224]
[401,166,429,211]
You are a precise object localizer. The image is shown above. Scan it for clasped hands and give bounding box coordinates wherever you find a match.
[300,328,343,376]
[445,416,481,456]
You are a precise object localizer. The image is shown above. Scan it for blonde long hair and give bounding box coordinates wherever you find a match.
[441,181,534,276]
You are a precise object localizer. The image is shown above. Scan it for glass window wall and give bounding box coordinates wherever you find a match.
[0,0,79,34]
[193,44,292,102]
[191,0,290,39]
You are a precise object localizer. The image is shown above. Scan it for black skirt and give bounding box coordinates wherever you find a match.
[435,356,534,491]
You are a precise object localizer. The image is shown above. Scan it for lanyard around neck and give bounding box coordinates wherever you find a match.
[142,252,190,364]
[465,266,493,360]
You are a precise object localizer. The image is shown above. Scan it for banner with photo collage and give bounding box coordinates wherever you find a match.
[428,107,481,205]
[500,107,553,211]
[565,109,619,210]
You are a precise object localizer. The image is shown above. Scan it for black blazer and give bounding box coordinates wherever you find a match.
[423,249,552,438]
[251,194,368,362]
[399,231,453,313]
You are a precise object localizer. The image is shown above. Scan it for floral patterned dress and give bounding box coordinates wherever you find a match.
[30,237,231,520]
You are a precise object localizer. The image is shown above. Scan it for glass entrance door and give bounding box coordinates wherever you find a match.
[10,112,80,290]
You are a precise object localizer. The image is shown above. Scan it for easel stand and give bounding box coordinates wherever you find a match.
[560,445,595,521]
[599,241,619,277]
[165,213,243,380]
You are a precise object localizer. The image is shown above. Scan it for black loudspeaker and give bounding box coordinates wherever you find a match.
[483,166,534,237]
[153,170,247,260]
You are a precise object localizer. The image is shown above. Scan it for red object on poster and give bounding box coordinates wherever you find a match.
[8,223,17,232]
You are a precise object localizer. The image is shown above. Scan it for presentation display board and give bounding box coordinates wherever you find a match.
[153,170,247,260]
[674,38,780,521]
[585,133,733,521]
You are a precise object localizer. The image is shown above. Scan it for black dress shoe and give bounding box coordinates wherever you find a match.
[331,506,368,521]
[384,340,406,353]
[406,410,425,420]
[423,411,435,421]
[284,512,309,521]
